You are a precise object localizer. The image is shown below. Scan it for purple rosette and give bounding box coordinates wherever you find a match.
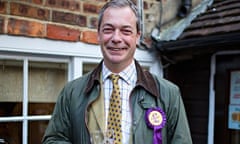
[145,107,167,144]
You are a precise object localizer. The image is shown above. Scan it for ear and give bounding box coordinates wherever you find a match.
[97,32,101,43]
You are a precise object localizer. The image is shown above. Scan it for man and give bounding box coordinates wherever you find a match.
[42,0,192,144]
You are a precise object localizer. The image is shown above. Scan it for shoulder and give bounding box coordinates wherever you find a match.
[151,73,180,94]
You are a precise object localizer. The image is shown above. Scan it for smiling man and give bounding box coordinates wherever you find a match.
[98,3,140,73]
[42,0,192,144]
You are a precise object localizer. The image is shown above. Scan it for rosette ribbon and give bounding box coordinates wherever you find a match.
[145,107,166,144]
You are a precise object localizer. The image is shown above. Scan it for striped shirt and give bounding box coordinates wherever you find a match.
[102,61,137,144]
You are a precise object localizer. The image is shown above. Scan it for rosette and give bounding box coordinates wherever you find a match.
[145,107,166,144]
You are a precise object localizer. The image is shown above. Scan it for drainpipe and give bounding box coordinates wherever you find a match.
[178,0,192,17]
[137,0,144,41]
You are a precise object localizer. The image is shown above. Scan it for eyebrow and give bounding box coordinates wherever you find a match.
[101,23,134,30]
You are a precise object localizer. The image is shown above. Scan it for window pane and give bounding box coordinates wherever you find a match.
[83,63,97,74]
[28,61,68,103]
[0,60,23,116]
[29,120,49,144]
[0,102,22,117]
[28,61,68,115]
[28,103,55,115]
[0,60,23,102]
[0,122,22,144]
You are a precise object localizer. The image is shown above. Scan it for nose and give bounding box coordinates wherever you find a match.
[111,30,122,44]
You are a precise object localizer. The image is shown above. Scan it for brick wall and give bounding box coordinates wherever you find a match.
[0,0,196,45]
[0,0,106,44]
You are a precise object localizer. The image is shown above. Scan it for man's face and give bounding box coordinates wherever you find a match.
[98,6,141,72]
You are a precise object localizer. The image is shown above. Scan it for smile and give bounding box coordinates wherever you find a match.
[108,47,126,51]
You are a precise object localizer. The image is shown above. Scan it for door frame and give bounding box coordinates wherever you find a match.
[208,50,240,144]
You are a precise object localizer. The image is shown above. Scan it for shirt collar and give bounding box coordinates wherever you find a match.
[102,61,137,85]
[85,60,160,98]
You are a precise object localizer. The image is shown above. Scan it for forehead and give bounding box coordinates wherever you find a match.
[101,7,137,28]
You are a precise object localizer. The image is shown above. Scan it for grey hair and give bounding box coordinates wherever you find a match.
[98,0,141,32]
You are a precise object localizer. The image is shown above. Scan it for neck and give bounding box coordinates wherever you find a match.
[104,60,134,73]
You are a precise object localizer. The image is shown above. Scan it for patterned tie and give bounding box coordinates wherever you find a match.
[107,74,122,144]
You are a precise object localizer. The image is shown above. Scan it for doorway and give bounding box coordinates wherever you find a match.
[215,54,240,144]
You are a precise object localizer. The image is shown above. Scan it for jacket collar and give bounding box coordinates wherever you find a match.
[85,60,159,98]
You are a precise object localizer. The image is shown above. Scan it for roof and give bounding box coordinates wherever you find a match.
[179,0,240,39]
[157,0,240,62]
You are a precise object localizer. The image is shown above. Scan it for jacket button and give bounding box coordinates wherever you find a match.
[133,121,137,126]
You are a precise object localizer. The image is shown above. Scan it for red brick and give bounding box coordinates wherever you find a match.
[89,16,98,29]
[7,18,44,37]
[32,0,43,5]
[45,0,81,11]
[10,3,50,21]
[46,0,57,5]
[143,1,149,9]
[52,11,86,27]
[47,24,80,42]
[80,31,98,44]
[0,2,7,14]
[83,3,102,14]
[20,0,43,5]
[0,16,4,33]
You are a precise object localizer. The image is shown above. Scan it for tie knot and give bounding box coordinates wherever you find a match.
[109,74,120,83]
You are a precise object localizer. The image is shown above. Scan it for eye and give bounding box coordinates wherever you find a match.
[121,29,133,35]
[102,27,114,34]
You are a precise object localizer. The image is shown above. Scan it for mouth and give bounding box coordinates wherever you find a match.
[107,47,126,51]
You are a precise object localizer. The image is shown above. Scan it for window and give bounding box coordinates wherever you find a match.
[0,55,70,144]
[0,35,156,144]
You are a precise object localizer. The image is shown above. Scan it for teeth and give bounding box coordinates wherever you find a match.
[112,48,121,50]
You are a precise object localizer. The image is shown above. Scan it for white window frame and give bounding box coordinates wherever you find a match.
[0,35,158,144]
[0,53,71,144]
